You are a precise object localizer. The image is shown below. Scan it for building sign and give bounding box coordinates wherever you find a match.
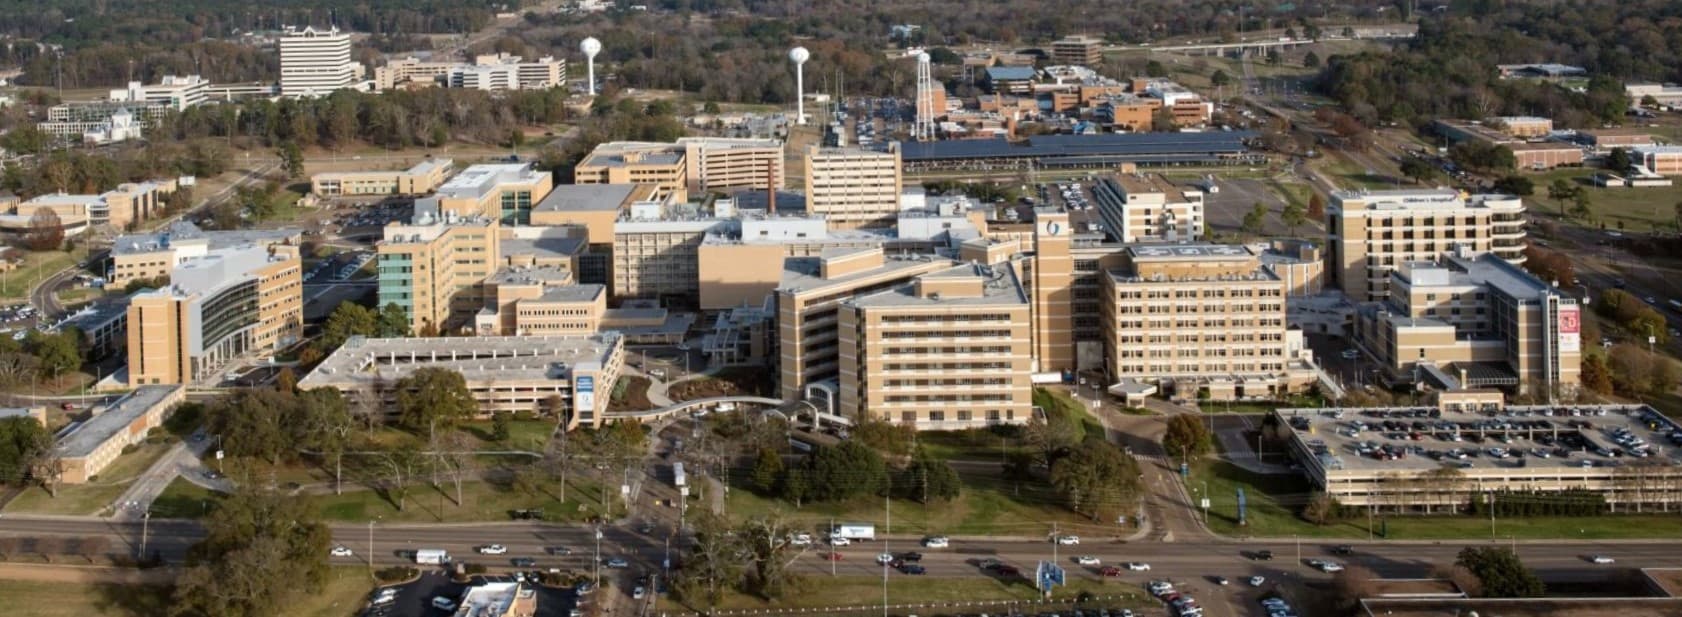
[1045,221,1063,236]
[1557,305,1581,353]
[576,375,596,410]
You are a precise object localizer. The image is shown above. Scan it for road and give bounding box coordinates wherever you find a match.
[0,515,1672,584]
[106,432,226,521]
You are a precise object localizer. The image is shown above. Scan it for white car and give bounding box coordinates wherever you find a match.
[330,545,353,557]
[1126,562,1152,571]
[478,544,508,555]
[876,553,895,565]
[1055,535,1081,545]
[1591,555,1616,564]
[922,536,949,549]
[829,536,851,547]
[432,597,457,611]
[1074,555,1101,566]
[789,533,813,546]
[1318,561,1344,573]
[1248,575,1266,587]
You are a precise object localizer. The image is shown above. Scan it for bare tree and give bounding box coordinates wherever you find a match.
[22,209,64,251]
[377,450,420,511]
[0,537,17,560]
[351,383,385,434]
[437,432,475,506]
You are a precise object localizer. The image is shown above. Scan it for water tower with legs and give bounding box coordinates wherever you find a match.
[580,37,602,96]
[788,46,810,125]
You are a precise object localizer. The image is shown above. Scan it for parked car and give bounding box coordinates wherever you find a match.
[1249,576,1266,587]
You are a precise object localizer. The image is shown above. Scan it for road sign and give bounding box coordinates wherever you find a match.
[1035,561,1066,592]
[1200,498,1211,510]
[215,450,223,460]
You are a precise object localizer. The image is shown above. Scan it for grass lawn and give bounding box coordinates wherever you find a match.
[1191,460,1682,540]
[1530,168,1682,232]
[0,250,80,302]
[1034,387,1106,442]
[149,477,224,519]
[312,475,608,524]
[3,439,174,516]
[0,567,373,617]
[724,469,1125,537]
[1320,158,1402,190]
[915,428,1031,462]
[658,573,1152,614]
[458,419,555,452]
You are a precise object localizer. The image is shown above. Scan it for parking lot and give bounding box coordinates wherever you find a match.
[1201,178,1292,237]
[368,571,581,617]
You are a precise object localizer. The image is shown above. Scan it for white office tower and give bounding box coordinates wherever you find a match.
[789,47,809,125]
[913,52,934,141]
[280,26,360,97]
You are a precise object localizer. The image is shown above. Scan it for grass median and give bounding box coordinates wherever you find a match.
[3,440,173,516]
[0,567,374,617]
[658,574,1152,614]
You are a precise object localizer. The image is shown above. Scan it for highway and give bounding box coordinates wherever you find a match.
[2,515,1676,582]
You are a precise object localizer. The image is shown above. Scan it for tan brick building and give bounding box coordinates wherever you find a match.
[310,158,453,197]
[803,146,903,229]
[377,210,501,334]
[1098,244,1306,400]
[837,261,1034,429]
[1329,188,1527,302]
[127,244,302,385]
[1050,35,1103,66]
[1353,249,1580,396]
[53,386,185,483]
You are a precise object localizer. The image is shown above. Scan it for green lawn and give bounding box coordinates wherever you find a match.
[3,439,174,516]
[1034,387,1106,443]
[0,567,374,617]
[0,250,80,302]
[149,477,224,519]
[1530,168,1682,232]
[724,469,1126,537]
[658,573,1152,614]
[1321,158,1403,190]
[311,474,608,524]
[1192,460,1682,540]
[915,428,1031,462]
[458,419,555,452]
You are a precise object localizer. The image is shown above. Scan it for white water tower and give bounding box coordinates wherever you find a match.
[580,37,602,96]
[788,46,810,125]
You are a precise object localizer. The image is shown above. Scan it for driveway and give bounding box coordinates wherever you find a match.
[374,572,580,617]
[109,431,229,520]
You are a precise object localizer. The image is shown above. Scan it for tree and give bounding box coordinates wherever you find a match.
[204,388,296,465]
[1493,175,1534,197]
[319,303,377,352]
[1306,193,1326,221]
[377,303,410,337]
[1210,70,1232,87]
[1281,201,1307,237]
[1548,178,1582,205]
[1240,202,1268,236]
[1607,147,1632,172]
[852,418,915,456]
[172,490,332,617]
[1163,414,1213,461]
[1582,353,1614,395]
[902,448,961,503]
[1569,192,1592,219]
[1049,439,1142,519]
[394,368,477,433]
[1302,51,1321,69]
[800,441,888,502]
[274,367,297,393]
[1329,566,1379,613]
[1144,60,1167,77]
[1151,106,1177,132]
[0,417,51,486]
[750,447,783,494]
[490,411,511,442]
[674,512,744,608]
[1265,49,1282,66]
[737,515,798,599]
[23,330,78,378]
[1455,546,1543,597]
[278,141,304,179]
[296,388,353,494]
[1400,158,1437,184]
[22,209,65,251]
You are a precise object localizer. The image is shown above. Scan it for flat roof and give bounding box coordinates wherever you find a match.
[500,235,585,259]
[486,265,573,286]
[1128,243,1256,261]
[1507,141,1579,151]
[1279,403,1682,474]
[846,261,1027,308]
[62,298,131,329]
[898,132,1255,162]
[778,252,954,294]
[113,221,297,256]
[580,142,683,168]
[151,244,286,297]
[1636,145,1682,155]
[298,333,621,388]
[1440,251,1558,299]
[986,66,1037,81]
[437,164,545,200]
[56,385,182,458]
[1110,173,1193,200]
[538,284,604,303]
[533,183,640,213]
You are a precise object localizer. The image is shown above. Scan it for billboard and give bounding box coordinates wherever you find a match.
[576,375,596,411]
[1557,305,1581,353]
[1035,561,1065,592]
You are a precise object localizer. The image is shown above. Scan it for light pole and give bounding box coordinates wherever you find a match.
[139,511,150,560]
[593,524,603,586]
[367,519,376,574]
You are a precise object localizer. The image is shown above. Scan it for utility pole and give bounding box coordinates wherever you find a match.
[367,520,375,574]
[830,516,837,577]
[139,511,150,560]
[593,524,602,586]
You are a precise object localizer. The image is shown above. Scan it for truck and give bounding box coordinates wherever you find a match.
[831,523,876,541]
[673,462,686,488]
[415,549,450,565]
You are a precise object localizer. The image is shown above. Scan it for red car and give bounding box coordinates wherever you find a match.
[1099,565,1123,577]
[822,552,844,561]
